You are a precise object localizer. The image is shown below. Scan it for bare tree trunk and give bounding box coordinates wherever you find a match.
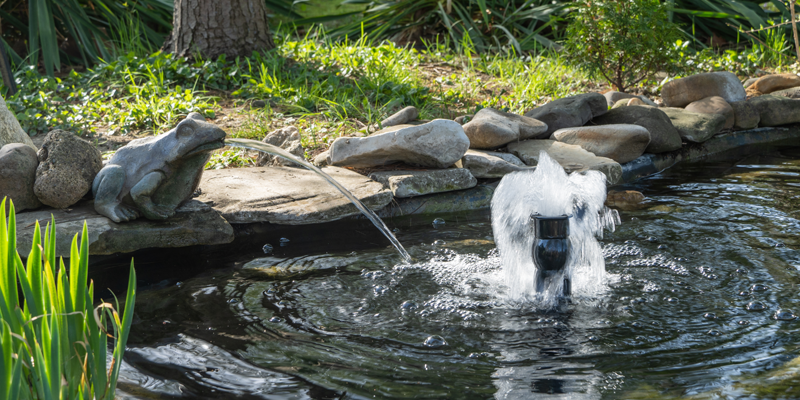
[163,0,275,59]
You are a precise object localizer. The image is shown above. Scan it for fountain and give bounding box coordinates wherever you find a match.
[491,151,619,308]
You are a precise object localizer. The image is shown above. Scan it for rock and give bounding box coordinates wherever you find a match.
[257,126,305,167]
[660,108,726,143]
[627,98,646,106]
[743,77,760,88]
[552,124,650,164]
[604,91,638,107]
[251,99,267,108]
[590,106,682,153]
[746,73,800,95]
[523,93,608,136]
[197,166,393,224]
[329,119,469,168]
[729,101,760,130]
[0,94,35,150]
[507,139,622,184]
[638,96,659,107]
[14,200,233,257]
[611,99,630,109]
[0,144,41,211]
[381,106,419,127]
[748,95,800,126]
[369,168,477,198]
[661,72,746,107]
[771,87,800,99]
[684,96,734,129]
[462,108,548,149]
[34,130,102,209]
[454,114,473,125]
[313,150,330,167]
[461,149,529,178]
[605,190,646,210]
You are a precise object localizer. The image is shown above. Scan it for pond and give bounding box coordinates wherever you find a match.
[110,145,800,399]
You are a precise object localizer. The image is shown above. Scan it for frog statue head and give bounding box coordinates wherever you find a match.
[92,112,226,222]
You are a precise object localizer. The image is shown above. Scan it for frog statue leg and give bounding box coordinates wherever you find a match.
[92,165,141,222]
[130,171,176,220]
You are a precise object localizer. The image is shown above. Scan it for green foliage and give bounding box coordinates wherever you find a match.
[565,0,681,92]
[0,198,136,399]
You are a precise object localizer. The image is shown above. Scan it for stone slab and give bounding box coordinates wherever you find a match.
[14,200,234,257]
[461,149,529,178]
[369,168,477,198]
[507,139,622,184]
[197,166,393,225]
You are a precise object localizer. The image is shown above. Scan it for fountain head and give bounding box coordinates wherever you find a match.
[531,214,571,296]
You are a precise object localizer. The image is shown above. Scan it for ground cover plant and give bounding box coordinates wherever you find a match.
[0,198,136,399]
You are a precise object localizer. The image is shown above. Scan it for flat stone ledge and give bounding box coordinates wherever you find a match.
[15,200,234,257]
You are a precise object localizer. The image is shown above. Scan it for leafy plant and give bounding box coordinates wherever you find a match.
[565,0,681,92]
[0,198,136,399]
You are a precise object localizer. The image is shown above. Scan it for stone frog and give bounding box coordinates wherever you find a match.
[92,112,225,222]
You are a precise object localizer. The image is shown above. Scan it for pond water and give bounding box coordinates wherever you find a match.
[112,146,800,399]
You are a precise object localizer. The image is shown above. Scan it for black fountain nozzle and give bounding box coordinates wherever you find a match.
[531,214,571,296]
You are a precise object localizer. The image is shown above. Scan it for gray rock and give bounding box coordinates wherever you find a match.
[743,77,760,88]
[661,72,746,107]
[34,130,103,209]
[523,93,608,136]
[329,119,469,168]
[603,91,657,107]
[462,108,548,149]
[14,200,233,257]
[507,139,622,184]
[257,126,305,167]
[771,86,800,99]
[729,100,760,130]
[381,106,419,127]
[454,114,473,125]
[461,149,529,178]
[0,144,41,211]
[684,96,734,129]
[748,95,800,126]
[661,108,727,143]
[197,166,393,225]
[313,150,330,167]
[369,168,477,198]
[590,106,682,153]
[0,94,35,150]
[611,99,630,109]
[552,124,650,164]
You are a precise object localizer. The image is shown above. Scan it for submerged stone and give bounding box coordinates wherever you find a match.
[369,168,477,198]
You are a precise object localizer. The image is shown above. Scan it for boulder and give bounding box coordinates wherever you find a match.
[552,124,650,164]
[661,108,727,143]
[329,119,469,168]
[257,126,305,167]
[0,94,35,150]
[603,91,657,107]
[611,99,630,109]
[0,144,41,211]
[507,139,622,184]
[746,73,800,95]
[454,114,473,125]
[684,96,734,129]
[381,106,419,127]
[743,77,760,88]
[33,130,102,209]
[14,200,233,257]
[196,166,393,224]
[661,72,746,107]
[461,149,529,178]
[771,87,800,99]
[590,106,682,153]
[462,108,548,149]
[748,95,800,126]
[728,100,760,130]
[523,93,608,136]
[368,168,477,198]
[627,98,646,106]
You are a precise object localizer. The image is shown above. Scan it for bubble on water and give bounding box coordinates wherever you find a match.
[432,218,445,227]
[279,238,290,247]
[746,301,766,311]
[750,284,769,292]
[401,301,418,311]
[707,330,721,336]
[738,291,749,296]
[735,268,747,274]
[373,285,388,296]
[423,335,447,348]
[262,244,274,254]
[704,313,717,319]
[227,298,239,304]
[433,239,446,246]
[631,322,643,328]
[269,317,283,323]
[774,310,797,321]
[632,297,646,304]
[392,228,401,233]
[657,244,668,250]
[646,236,657,242]
[588,336,599,342]
[666,297,678,303]
[738,320,751,326]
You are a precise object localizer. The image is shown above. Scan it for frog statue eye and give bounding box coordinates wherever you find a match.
[177,120,195,137]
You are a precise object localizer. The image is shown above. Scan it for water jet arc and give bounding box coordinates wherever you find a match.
[223,138,412,263]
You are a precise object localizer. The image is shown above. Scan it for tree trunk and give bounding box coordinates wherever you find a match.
[163,0,275,59]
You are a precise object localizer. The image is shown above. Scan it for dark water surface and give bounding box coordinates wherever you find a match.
[113,146,800,399]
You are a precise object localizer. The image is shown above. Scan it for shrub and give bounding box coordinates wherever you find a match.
[0,198,136,399]
[564,0,681,92]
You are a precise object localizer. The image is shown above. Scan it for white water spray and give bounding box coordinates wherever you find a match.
[491,152,619,308]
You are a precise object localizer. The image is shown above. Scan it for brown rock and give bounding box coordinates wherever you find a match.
[605,190,646,210]
[746,73,800,95]
[728,100,760,130]
[590,106,682,153]
[684,96,734,129]
[661,72,746,107]
[0,144,41,211]
[552,124,650,164]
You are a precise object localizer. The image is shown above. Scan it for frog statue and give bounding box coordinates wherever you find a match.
[92,112,226,222]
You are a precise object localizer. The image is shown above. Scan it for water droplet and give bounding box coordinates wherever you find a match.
[738,291,749,296]
[704,313,717,319]
[432,218,445,227]
[588,336,599,342]
[707,330,721,336]
[269,317,283,323]
[423,335,447,348]
[433,239,446,246]
[666,297,678,303]
[750,284,768,292]
[746,301,766,311]
[738,320,751,326]
[657,244,668,250]
[175,281,183,287]
[774,310,797,321]
[401,301,418,311]
[262,244,274,254]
